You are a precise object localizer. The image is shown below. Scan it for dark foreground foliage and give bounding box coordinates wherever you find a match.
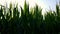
[0,1,60,34]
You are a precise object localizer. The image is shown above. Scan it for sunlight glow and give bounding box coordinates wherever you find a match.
[0,0,47,15]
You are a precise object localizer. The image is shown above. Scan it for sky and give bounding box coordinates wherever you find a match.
[0,0,60,14]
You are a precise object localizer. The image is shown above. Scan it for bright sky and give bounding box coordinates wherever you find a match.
[0,0,60,14]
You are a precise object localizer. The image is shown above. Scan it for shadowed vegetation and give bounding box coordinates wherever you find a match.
[0,1,60,34]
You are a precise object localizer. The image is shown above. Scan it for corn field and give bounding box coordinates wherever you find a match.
[0,1,60,34]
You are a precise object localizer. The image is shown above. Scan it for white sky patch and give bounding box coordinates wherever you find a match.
[26,0,47,15]
[36,0,47,15]
[26,0,36,8]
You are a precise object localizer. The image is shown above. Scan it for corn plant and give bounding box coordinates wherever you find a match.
[0,0,60,34]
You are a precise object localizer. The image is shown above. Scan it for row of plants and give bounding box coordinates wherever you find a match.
[0,1,60,34]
